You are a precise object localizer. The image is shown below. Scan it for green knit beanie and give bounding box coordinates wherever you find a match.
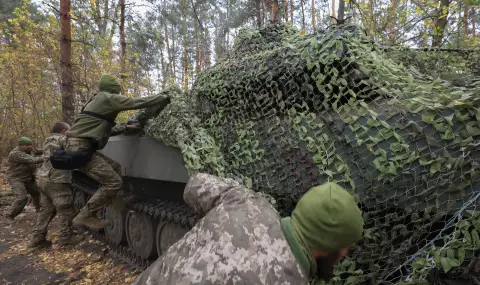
[18,136,32,146]
[98,74,122,94]
[291,182,364,252]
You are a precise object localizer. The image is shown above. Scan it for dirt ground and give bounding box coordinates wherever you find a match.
[0,175,139,285]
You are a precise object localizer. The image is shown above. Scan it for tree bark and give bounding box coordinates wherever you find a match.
[195,11,200,75]
[464,1,469,37]
[284,0,288,22]
[338,0,345,20]
[432,0,450,47]
[256,0,262,28]
[60,0,74,124]
[290,0,293,23]
[332,0,336,19]
[119,0,126,80]
[300,0,305,30]
[269,0,279,23]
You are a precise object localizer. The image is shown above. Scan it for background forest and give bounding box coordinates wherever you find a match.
[0,0,479,158]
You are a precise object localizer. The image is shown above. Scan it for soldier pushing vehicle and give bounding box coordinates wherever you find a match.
[29,122,84,248]
[51,74,171,230]
[133,173,364,285]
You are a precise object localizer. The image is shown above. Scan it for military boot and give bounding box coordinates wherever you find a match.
[58,234,84,247]
[28,236,52,249]
[72,209,105,230]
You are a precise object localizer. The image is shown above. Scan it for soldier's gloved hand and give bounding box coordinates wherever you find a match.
[43,157,50,162]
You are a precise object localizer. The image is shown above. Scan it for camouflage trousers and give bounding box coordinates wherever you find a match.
[66,138,122,216]
[8,178,40,218]
[32,180,75,241]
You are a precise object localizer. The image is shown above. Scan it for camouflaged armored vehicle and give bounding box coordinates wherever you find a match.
[71,23,480,284]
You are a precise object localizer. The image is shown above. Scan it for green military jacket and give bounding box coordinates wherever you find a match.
[67,92,169,149]
[7,148,44,181]
[37,133,71,184]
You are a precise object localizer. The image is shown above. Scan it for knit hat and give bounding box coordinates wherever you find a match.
[18,137,33,146]
[99,75,122,94]
[291,182,364,252]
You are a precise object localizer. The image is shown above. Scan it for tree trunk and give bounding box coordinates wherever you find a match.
[284,0,288,22]
[270,0,279,23]
[464,1,469,37]
[262,0,266,25]
[300,0,305,30]
[387,0,397,43]
[432,0,450,47]
[332,0,336,19]
[311,0,315,32]
[338,0,345,20]
[60,0,74,124]
[182,0,188,90]
[256,0,262,28]
[119,0,126,80]
[290,0,293,23]
[195,12,200,75]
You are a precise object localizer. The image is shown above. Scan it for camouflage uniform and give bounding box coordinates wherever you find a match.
[66,75,169,228]
[32,133,76,244]
[6,148,44,218]
[133,173,308,285]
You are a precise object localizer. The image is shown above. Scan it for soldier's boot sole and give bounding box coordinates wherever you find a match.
[72,215,105,230]
[28,239,52,249]
[58,235,84,247]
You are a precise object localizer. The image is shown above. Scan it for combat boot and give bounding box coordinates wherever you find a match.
[28,236,52,249]
[72,209,105,230]
[58,234,84,247]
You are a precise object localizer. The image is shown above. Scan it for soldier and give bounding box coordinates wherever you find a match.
[63,74,170,230]
[28,122,84,248]
[133,173,364,285]
[6,137,46,220]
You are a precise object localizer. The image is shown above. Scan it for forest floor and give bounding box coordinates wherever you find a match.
[0,174,139,285]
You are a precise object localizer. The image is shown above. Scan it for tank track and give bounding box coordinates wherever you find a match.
[71,180,200,271]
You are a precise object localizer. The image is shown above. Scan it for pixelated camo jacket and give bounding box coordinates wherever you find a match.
[133,173,308,285]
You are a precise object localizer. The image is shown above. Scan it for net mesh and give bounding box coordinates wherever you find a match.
[144,23,480,284]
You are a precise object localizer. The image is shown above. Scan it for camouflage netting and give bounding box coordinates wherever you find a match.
[143,23,480,284]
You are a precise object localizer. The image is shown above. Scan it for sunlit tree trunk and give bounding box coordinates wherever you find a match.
[60,0,74,124]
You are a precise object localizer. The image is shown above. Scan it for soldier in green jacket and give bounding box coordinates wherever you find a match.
[29,122,84,248]
[65,75,170,230]
[6,137,46,220]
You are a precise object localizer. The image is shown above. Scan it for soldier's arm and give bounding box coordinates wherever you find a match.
[107,93,171,112]
[183,173,254,216]
[9,151,44,164]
